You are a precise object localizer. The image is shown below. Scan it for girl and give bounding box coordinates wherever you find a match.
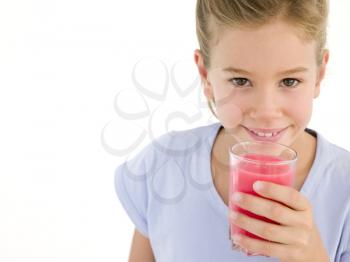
[115,0,350,261]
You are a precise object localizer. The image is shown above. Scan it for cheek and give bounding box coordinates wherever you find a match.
[284,91,314,127]
[216,101,243,129]
[212,85,315,130]
[212,88,244,129]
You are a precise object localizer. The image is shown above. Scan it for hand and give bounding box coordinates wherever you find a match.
[229,181,330,262]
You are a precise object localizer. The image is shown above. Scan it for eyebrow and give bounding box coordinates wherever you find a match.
[222,66,309,76]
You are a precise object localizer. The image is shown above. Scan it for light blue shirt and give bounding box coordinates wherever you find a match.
[114,122,350,261]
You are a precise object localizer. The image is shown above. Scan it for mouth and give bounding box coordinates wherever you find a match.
[242,126,289,142]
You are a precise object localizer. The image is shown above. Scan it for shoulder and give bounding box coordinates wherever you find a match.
[314,131,350,197]
[317,132,350,173]
[146,122,221,159]
[114,123,220,223]
[310,132,350,257]
[115,122,221,179]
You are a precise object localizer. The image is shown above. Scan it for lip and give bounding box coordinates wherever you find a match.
[242,126,289,142]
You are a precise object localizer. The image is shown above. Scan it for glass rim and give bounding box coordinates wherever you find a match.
[230,140,298,166]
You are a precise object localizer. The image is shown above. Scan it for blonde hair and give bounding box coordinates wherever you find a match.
[195,0,329,116]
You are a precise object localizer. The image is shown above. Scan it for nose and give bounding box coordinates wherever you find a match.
[248,89,282,120]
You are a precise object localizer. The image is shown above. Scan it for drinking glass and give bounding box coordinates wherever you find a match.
[229,140,297,256]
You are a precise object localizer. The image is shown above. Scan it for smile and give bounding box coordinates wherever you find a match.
[242,126,289,142]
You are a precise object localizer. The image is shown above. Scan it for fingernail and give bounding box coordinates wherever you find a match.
[232,192,241,202]
[230,210,238,220]
[253,181,264,191]
[232,234,241,243]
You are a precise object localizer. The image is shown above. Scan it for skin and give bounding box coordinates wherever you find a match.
[128,229,155,262]
[194,17,330,261]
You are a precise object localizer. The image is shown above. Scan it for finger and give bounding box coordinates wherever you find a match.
[231,232,290,259]
[231,192,304,226]
[253,181,310,211]
[229,209,300,245]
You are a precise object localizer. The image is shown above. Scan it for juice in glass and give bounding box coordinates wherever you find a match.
[229,141,297,255]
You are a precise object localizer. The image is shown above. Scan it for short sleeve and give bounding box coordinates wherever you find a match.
[340,236,350,261]
[339,210,350,261]
[340,252,350,261]
[114,145,153,238]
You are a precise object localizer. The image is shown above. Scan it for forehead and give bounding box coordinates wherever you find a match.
[210,20,317,72]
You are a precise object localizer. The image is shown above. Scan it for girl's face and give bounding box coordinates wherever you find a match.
[195,19,329,147]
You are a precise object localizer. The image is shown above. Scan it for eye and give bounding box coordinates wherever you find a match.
[281,78,301,88]
[229,77,251,88]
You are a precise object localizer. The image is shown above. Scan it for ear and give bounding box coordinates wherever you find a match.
[314,49,329,98]
[194,49,213,100]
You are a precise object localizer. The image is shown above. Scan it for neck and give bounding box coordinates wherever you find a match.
[290,130,317,190]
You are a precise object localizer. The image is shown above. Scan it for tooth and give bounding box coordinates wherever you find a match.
[250,130,279,137]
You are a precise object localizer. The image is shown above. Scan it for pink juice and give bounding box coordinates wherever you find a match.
[229,153,294,240]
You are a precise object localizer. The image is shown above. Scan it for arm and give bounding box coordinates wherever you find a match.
[128,229,155,262]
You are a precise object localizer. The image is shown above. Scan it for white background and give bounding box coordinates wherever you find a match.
[0,1,349,261]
